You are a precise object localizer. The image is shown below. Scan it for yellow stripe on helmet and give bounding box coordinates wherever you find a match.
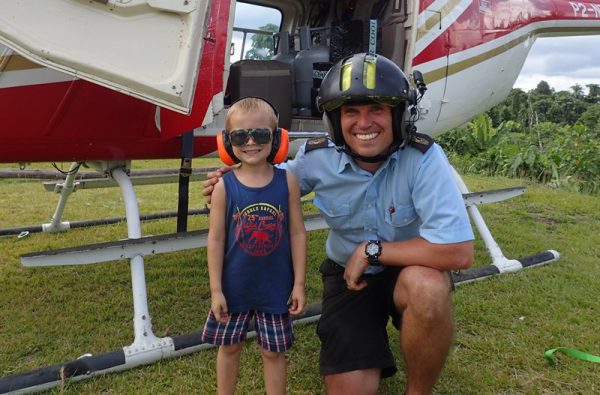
[364,57,376,89]
[341,62,352,92]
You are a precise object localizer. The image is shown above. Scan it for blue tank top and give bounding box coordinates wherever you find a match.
[221,167,293,314]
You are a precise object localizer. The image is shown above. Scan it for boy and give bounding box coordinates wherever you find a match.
[201,97,307,395]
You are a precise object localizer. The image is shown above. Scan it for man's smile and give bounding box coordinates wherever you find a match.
[354,132,380,141]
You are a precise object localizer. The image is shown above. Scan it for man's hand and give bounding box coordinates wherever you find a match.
[201,166,232,204]
[343,242,370,291]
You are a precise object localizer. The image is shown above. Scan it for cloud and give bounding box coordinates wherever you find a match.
[234,3,281,30]
[514,35,600,92]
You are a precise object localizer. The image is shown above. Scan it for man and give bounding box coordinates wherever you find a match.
[203,53,474,395]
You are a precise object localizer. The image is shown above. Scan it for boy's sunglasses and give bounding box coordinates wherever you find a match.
[229,128,273,146]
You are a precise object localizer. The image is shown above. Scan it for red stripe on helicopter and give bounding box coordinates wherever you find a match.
[414,0,600,66]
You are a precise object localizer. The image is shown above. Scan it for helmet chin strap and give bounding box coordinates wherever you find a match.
[337,142,401,163]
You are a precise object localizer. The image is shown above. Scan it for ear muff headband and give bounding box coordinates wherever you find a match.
[216,127,289,165]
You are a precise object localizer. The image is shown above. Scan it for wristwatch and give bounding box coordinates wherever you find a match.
[364,240,382,266]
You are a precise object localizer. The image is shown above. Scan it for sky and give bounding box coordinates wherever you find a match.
[513,35,600,93]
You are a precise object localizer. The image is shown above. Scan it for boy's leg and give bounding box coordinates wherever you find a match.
[254,311,295,395]
[260,348,287,395]
[201,310,252,395]
[217,343,243,395]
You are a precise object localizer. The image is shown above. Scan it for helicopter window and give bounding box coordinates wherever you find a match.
[231,2,282,62]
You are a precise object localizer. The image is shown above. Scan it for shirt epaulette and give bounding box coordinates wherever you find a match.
[304,137,332,153]
[407,132,434,154]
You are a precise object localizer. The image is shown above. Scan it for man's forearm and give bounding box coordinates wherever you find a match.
[378,238,473,271]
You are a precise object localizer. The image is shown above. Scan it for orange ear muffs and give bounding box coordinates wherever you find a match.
[269,128,289,164]
[217,128,288,166]
[216,130,239,166]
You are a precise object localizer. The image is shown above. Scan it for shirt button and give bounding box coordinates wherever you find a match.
[404,218,409,223]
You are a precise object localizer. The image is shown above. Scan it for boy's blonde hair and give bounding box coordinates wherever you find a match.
[226,97,278,131]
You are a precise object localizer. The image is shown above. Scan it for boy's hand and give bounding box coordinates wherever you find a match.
[202,166,232,204]
[288,284,307,316]
[211,292,229,323]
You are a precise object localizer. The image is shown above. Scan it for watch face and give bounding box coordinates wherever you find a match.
[366,242,380,256]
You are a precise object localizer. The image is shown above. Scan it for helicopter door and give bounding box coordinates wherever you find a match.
[0,0,211,114]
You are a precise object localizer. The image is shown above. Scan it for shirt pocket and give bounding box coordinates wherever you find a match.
[385,203,418,227]
[313,196,352,229]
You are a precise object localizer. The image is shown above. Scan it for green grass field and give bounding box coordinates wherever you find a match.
[1,159,599,394]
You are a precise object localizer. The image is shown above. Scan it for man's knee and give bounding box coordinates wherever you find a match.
[394,266,452,318]
[324,369,380,395]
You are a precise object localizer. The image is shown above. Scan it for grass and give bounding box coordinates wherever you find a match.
[1,160,600,394]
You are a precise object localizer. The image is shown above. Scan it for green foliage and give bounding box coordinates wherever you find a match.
[244,23,279,60]
[441,83,600,195]
[579,103,600,133]
[488,88,529,126]
[489,81,593,128]
[534,80,553,95]
[585,83,600,104]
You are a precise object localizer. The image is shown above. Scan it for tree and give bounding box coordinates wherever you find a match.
[546,91,587,125]
[487,88,528,126]
[534,80,553,96]
[586,84,600,104]
[571,83,584,98]
[244,23,279,60]
[579,103,600,136]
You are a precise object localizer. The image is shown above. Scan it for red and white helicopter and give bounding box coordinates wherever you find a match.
[1,0,599,392]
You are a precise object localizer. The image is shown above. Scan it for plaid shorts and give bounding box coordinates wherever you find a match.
[201,310,295,352]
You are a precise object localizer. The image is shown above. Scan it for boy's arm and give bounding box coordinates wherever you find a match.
[207,179,229,322]
[286,171,307,315]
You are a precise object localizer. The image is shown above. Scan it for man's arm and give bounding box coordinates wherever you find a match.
[344,238,473,291]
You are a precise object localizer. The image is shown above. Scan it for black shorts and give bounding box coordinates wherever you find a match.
[316,258,401,378]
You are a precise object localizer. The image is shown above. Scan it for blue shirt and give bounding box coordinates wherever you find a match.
[281,139,474,273]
